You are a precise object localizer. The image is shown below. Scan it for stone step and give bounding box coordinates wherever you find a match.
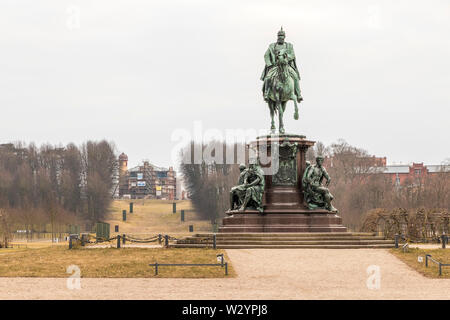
[173,232,393,249]
[176,240,394,245]
[193,232,378,238]
[169,243,395,249]
[197,236,387,241]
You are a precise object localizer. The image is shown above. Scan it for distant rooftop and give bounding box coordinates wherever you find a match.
[129,162,169,172]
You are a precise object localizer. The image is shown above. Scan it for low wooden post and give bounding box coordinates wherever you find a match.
[213,234,217,249]
[117,235,121,248]
[122,234,126,245]
[122,210,126,221]
[172,202,176,213]
[442,235,446,249]
[164,235,169,248]
[129,202,134,213]
[158,234,162,244]
[69,237,73,249]
[181,210,185,222]
[394,234,399,248]
[155,262,158,276]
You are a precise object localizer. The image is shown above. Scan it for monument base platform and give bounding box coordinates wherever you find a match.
[219,210,347,233]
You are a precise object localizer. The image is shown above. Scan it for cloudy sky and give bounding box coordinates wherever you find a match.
[1,0,449,169]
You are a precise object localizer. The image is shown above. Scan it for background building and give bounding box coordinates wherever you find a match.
[380,162,450,187]
[118,153,176,200]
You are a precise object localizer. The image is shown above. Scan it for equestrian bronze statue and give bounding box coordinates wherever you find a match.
[261,27,303,134]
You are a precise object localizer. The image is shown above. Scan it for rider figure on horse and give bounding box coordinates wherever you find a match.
[260,27,303,104]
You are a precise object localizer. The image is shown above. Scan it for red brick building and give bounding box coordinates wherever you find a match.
[322,155,448,186]
[380,162,449,186]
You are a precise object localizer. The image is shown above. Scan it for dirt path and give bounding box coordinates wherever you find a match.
[1,249,449,299]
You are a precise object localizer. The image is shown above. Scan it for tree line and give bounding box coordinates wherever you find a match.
[179,142,244,224]
[0,140,118,236]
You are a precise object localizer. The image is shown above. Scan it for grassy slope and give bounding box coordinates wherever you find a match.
[105,200,213,235]
[390,248,450,278]
[0,246,235,278]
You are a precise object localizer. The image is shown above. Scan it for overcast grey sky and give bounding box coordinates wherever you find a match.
[1,0,449,169]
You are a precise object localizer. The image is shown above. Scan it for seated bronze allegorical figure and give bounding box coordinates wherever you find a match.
[229,163,265,214]
[302,156,338,213]
[229,164,249,211]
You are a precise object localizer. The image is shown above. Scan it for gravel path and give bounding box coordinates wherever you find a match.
[1,249,449,300]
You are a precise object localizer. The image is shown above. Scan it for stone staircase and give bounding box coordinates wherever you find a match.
[170,232,395,249]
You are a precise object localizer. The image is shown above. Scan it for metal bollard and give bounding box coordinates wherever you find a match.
[117,235,121,248]
[69,237,73,249]
[130,202,133,213]
[154,262,159,276]
[158,234,162,244]
[225,262,228,276]
[442,235,446,249]
[122,210,126,221]
[172,202,176,213]
[164,235,169,248]
[181,210,185,222]
[394,234,399,248]
[213,234,217,249]
[189,225,194,232]
[122,234,126,245]
[425,254,430,267]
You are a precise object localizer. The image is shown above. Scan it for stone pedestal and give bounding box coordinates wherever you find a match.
[219,134,347,233]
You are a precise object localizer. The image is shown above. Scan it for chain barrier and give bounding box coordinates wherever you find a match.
[70,233,188,248]
[125,235,159,243]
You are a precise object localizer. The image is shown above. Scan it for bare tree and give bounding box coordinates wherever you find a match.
[180,141,243,223]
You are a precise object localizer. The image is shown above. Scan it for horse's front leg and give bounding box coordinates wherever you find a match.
[293,97,299,120]
[278,101,285,134]
[269,101,276,133]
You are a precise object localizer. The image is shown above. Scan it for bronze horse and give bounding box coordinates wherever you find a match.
[265,48,300,134]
